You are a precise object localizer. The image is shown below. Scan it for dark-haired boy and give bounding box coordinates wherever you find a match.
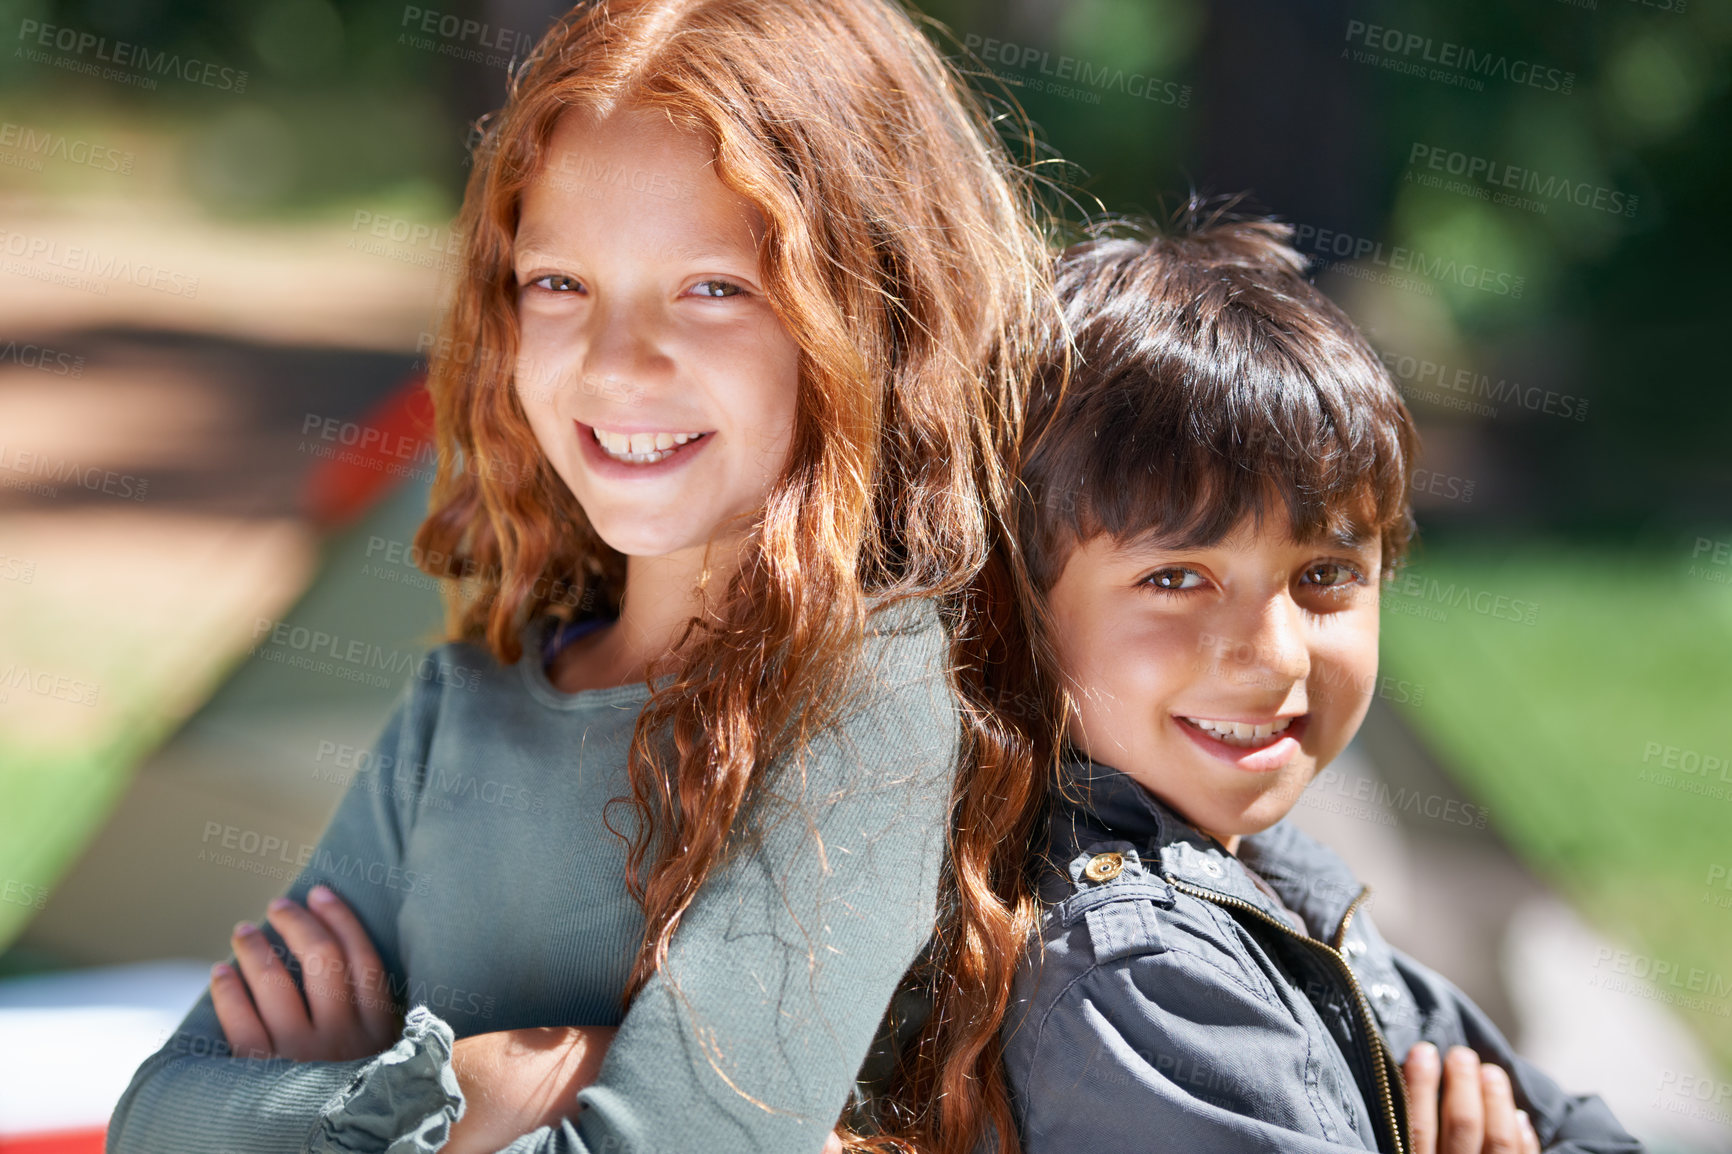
[1001,214,1642,1153]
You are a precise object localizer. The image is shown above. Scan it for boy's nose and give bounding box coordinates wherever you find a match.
[1216,597,1311,687]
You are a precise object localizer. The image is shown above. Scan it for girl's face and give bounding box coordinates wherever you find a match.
[512,106,801,560]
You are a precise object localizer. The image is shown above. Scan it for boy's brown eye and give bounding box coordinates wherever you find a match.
[1302,562,1359,588]
[1144,566,1204,591]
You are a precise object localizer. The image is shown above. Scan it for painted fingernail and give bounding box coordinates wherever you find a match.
[309,885,335,904]
[234,920,257,937]
[211,962,231,979]
[268,897,293,913]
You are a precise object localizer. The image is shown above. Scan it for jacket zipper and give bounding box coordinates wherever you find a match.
[1166,877,1408,1154]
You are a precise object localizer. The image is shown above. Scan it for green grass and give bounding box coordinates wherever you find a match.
[0,652,199,951]
[1379,543,1732,1072]
[0,591,253,953]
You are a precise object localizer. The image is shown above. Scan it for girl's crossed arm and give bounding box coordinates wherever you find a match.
[105,673,445,1154]
[215,851,853,1154]
[208,880,621,1152]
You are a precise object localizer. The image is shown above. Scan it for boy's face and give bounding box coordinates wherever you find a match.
[1044,516,1383,853]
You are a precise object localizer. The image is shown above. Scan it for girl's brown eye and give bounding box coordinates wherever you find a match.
[530,274,581,292]
[691,279,742,298]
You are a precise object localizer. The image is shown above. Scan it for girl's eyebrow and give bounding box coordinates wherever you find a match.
[512,227,560,259]
[511,231,758,272]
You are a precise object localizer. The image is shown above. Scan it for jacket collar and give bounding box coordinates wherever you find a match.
[1048,750,1367,945]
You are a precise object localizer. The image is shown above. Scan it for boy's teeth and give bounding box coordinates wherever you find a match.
[1183,716,1295,746]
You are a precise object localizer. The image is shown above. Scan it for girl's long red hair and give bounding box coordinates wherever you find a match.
[411,2,1066,1150]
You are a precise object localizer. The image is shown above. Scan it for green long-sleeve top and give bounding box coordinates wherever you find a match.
[105,596,959,1154]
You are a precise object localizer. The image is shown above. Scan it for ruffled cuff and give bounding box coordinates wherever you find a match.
[308,1004,467,1154]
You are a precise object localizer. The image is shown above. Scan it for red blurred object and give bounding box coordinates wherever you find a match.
[0,1128,106,1154]
[300,372,437,529]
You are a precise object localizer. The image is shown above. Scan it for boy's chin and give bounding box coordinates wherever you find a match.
[1191,771,1315,842]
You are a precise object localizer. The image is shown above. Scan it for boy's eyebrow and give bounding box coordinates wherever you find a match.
[1315,525,1377,551]
[1109,523,1379,557]
[1108,526,1201,557]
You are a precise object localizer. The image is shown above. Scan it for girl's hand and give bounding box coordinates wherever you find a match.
[210,884,404,1062]
[438,1025,845,1154]
[442,1026,617,1154]
[1403,1042,1541,1154]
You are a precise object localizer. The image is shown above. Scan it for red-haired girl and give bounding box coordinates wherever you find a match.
[107,2,1058,1153]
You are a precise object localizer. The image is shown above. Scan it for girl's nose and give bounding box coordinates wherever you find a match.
[579,300,672,396]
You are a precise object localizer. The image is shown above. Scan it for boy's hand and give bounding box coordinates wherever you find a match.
[210,884,404,1062]
[1403,1042,1541,1154]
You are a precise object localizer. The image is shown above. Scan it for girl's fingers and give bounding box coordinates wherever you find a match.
[305,884,399,1045]
[1479,1063,1522,1154]
[209,961,274,1061]
[1402,1042,1441,1154]
[1517,1109,1541,1154]
[1440,1046,1485,1154]
[265,896,359,1039]
[230,918,312,1055]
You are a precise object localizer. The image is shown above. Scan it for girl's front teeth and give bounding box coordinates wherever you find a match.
[593,427,706,463]
[1183,716,1295,747]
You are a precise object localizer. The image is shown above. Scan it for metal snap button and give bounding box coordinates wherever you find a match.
[1199,858,1223,878]
[1083,852,1125,882]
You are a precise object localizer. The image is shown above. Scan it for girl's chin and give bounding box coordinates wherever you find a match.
[584,504,754,561]
[588,522,713,559]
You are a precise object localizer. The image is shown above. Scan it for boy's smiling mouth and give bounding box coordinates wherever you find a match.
[1174,713,1309,771]
[1179,714,1295,747]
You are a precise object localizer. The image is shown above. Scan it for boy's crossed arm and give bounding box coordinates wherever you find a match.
[1006,927,1629,1154]
[1403,1041,1539,1154]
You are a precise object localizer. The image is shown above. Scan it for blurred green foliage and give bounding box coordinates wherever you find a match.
[5,0,1727,538]
[1382,545,1732,1073]
[0,0,468,218]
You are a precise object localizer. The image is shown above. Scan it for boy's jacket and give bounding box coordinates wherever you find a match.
[1001,753,1644,1154]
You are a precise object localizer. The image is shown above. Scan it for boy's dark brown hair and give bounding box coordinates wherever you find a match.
[1019,198,1419,592]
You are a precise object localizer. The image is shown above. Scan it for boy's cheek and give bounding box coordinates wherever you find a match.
[1304,663,1379,766]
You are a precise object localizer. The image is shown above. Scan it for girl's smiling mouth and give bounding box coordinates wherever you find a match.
[1173,713,1309,772]
[593,426,710,462]
[578,421,714,469]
